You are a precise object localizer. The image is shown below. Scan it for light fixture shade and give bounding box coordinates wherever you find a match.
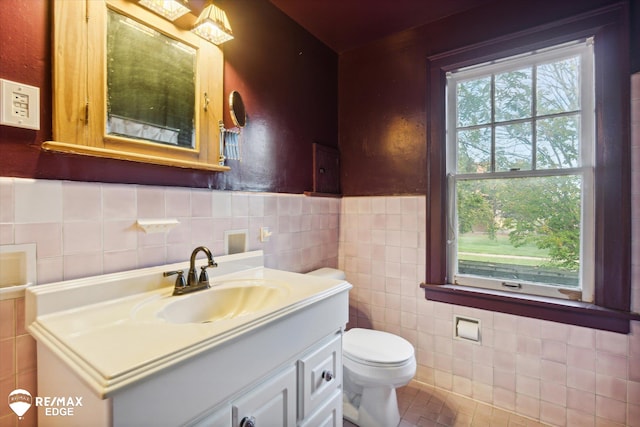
[192,3,234,45]
[138,0,191,21]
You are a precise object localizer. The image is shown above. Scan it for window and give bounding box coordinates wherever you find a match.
[446,40,594,301]
[423,4,635,333]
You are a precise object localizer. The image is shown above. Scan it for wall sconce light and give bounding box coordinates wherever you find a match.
[138,0,190,21]
[192,2,234,45]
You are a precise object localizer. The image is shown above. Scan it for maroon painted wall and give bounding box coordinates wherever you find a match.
[218,0,338,192]
[339,0,633,196]
[0,0,338,193]
[1,0,634,195]
[0,0,52,179]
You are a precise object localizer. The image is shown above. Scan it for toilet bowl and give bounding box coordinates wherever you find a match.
[342,328,416,427]
[306,268,417,427]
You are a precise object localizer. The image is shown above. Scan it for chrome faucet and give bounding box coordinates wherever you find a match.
[164,246,217,295]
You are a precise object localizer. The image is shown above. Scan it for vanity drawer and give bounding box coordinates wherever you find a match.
[297,333,342,420]
[299,389,342,427]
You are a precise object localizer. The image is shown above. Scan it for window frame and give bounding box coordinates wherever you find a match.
[422,3,637,333]
[446,39,595,302]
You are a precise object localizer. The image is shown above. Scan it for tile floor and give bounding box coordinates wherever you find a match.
[343,381,551,427]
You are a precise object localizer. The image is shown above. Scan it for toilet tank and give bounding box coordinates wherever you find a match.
[306,268,346,280]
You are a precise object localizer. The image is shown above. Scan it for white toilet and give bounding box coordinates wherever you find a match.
[307,268,417,427]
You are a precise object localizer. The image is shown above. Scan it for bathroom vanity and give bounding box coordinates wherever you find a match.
[26,251,351,426]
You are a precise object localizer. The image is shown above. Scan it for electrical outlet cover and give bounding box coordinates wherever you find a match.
[0,78,40,130]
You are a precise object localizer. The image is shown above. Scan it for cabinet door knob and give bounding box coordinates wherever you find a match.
[240,416,256,427]
[322,370,334,381]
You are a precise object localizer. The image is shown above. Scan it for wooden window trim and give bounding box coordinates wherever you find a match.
[424,3,637,333]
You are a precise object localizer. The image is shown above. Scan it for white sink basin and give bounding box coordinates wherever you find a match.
[159,279,290,324]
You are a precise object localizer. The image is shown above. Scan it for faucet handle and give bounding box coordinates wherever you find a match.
[198,266,211,288]
[163,270,187,289]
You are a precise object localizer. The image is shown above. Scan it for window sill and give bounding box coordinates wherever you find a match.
[420,283,640,334]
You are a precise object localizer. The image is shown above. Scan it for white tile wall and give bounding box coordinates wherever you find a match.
[0,183,339,282]
[339,191,640,425]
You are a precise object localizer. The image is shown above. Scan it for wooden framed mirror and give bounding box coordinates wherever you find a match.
[44,0,229,172]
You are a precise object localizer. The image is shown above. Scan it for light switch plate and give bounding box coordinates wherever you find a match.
[0,78,40,130]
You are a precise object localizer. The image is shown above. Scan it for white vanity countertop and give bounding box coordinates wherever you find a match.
[26,251,351,397]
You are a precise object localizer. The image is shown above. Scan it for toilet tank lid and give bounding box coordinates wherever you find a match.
[306,267,345,280]
[343,328,414,364]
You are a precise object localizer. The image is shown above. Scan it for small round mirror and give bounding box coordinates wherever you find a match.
[229,90,246,127]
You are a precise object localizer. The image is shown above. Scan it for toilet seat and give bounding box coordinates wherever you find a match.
[343,328,414,367]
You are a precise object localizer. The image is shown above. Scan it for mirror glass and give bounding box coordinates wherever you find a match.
[229,90,246,127]
[106,9,196,148]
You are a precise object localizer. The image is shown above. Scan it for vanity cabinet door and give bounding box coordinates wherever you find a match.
[297,333,342,420]
[232,365,297,427]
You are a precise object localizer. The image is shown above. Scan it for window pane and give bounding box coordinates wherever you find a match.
[457,77,491,127]
[495,68,532,122]
[457,127,491,173]
[456,175,581,287]
[495,123,532,171]
[537,56,580,115]
[536,115,580,169]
